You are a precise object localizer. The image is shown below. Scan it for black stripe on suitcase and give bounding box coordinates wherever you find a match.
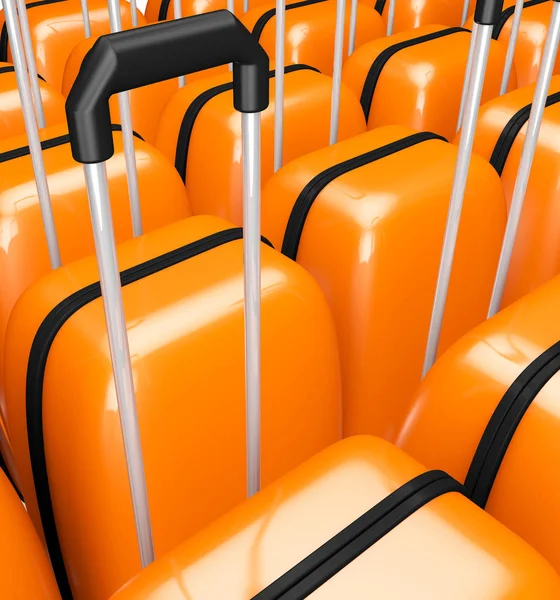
[252,0,327,41]
[253,470,464,599]
[360,27,470,122]
[25,228,273,600]
[0,0,67,62]
[281,131,448,260]
[174,63,320,183]
[0,124,144,164]
[465,340,560,508]
[0,64,46,81]
[490,90,560,175]
[492,0,548,40]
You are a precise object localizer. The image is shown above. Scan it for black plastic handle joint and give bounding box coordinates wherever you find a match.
[66,11,270,164]
[474,0,505,24]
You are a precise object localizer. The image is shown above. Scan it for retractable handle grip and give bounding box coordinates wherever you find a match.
[474,0,504,24]
[66,11,270,164]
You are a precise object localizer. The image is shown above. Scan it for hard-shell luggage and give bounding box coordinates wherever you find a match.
[108,437,560,599]
[0,62,65,138]
[341,24,513,139]
[154,64,366,224]
[0,0,144,91]
[3,14,341,599]
[241,0,385,76]
[0,469,61,599]
[62,36,178,143]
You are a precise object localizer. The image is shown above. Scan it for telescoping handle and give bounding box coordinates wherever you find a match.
[66,11,269,569]
[422,0,504,377]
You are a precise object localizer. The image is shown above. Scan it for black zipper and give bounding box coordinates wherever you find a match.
[26,227,273,599]
[0,64,46,81]
[465,340,560,508]
[0,124,144,164]
[0,0,67,62]
[490,90,560,175]
[360,27,469,122]
[158,0,172,21]
[174,63,319,184]
[492,0,548,39]
[253,470,463,599]
[374,0,387,15]
[281,131,447,261]
[252,0,327,41]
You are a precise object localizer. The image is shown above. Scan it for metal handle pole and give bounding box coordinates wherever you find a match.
[348,0,358,55]
[457,22,479,131]
[329,0,346,145]
[273,0,285,171]
[173,0,186,87]
[15,0,46,127]
[488,0,560,316]
[4,0,60,268]
[228,0,234,72]
[500,0,523,94]
[130,0,138,26]
[83,162,155,567]
[242,111,261,498]
[80,0,92,37]
[422,23,493,376]
[461,0,471,25]
[244,0,249,12]
[107,0,143,237]
[386,0,396,35]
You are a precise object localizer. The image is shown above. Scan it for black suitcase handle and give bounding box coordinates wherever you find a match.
[66,10,270,164]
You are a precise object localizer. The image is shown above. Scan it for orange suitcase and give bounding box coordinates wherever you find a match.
[241,0,385,76]
[3,14,341,599]
[0,62,65,138]
[341,24,513,140]
[398,10,560,572]
[109,437,560,600]
[0,469,61,599]
[154,63,366,224]
[0,0,144,91]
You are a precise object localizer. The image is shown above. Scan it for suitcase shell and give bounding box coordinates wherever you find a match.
[0,123,191,485]
[61,35,178,143]
[241,0,385,76]
[342,24,514,140]
[397,274,560,573]
[0,0,144,91]
[0,469,61,599]
[464,75,560,308]
[3,214,341,600]
[108,436,560,599]
[0,62,65,138]
[260,125,506,441]
[154,64,367,225]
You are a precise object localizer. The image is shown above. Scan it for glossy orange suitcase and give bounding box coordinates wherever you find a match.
[0,469,61,599]
[261,0,507,441]
[0,4,192,489]
[398,5,560,572]
[241,0,385,76]
[0,62,65,138]
[341,24,513,140]
[3,14,341,599]
[0,0,144,91]
[109,437,560,600]
[154,63,366,224]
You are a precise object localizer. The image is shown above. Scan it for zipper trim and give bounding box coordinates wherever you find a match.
[0,0,67,62]
[252,470,463,600]
[158,0,171,20]
[360,27,469,122]
[490,90,560,175]
[251,0,327,41]
[492,0,548,40]
[0,124,144,164]
[174,63,320,184]
[26,227,273,599]
[0,64,46,81]
[374,0,386,14]
[281,131,447,261]
[465,340,560,508]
